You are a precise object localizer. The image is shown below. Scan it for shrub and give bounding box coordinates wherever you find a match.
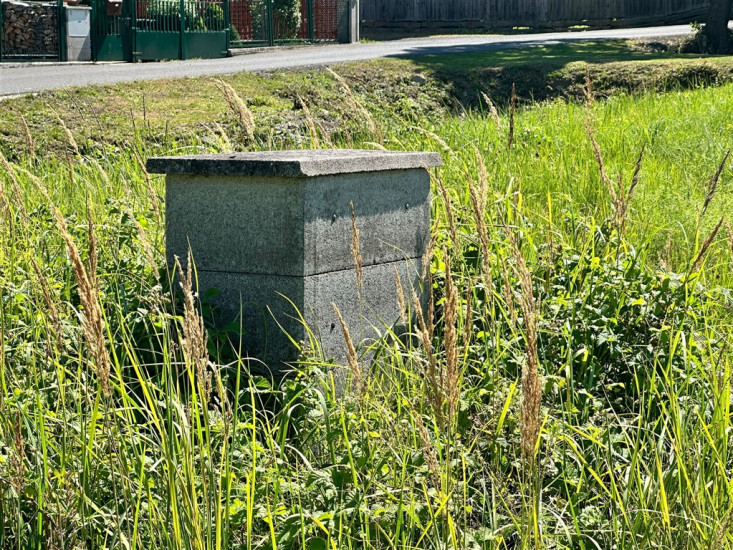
[146,0,198,31]
[249,0,301,40]
[202,3,225,31]
[229,23,241,42]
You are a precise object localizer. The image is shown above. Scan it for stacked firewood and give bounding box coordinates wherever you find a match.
[2,1,59,56]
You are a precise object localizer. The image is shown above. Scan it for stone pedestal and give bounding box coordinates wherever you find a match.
[147,149,441,370]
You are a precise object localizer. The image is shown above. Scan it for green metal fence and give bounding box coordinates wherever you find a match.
[229,0,343,47]
[90,0,229,61]
[91,0,131,61]
[133,0,229,60]
[1,0,66,62]
[2,0,347,63]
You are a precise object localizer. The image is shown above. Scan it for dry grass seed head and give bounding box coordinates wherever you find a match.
[411,404,441,485]
[691,217,725,274]
[174,253,211,402]
[332,303,363,396]
[468,148,492,277]
[86,204,98,290]
[325,67,379,138]
[426,272,435,342]
[349,201,363,291]
[0,185,9,220]
[53,111,80,156]
[411,126,454,154]
[507,83,517,150]
[463,276,474,347]
[585,118,646,231]
[87,157,112,190]
[215,79,256,143]
[30,258,63,347]
[481,92,502,128]
[394,266,407,325]
[412,290,443,426]
[712,505,733,549]
[0,151,30,226]
[616,144,646,231]
[664,233,673,270]
[11,411,24,494]
[66,153,76,187]
[19,112,35,158]
[31,176,110,395]
[364,141,387,151]
[507,228,541,467]
[585,117,614,202]
[213,122,234,152]
[584,65,594,106]
[422,231,438,282]
[443,251,460,423]
[297,95,321,148]
[314,118,334,148]
[702,149,730,217]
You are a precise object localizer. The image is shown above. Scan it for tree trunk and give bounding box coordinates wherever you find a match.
[703,0,733,53]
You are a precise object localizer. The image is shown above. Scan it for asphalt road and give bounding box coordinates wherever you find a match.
[0,24,694,96]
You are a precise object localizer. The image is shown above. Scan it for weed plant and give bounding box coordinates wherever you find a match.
[0,73,732,549]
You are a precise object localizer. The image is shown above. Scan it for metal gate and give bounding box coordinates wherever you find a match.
[229,0,342,46]
[91,0,132,61]
[91,0,229,61]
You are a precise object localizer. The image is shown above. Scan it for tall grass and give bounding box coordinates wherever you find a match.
[0,77,732,550]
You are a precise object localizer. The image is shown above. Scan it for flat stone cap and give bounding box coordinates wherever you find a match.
[146,149,442,178]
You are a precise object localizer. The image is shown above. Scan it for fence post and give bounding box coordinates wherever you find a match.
[337,0,357,42]
[224,0,231,51]
[59,0,68,61]
[350,0,358,42]
[306,0,314,41]
[179,0,185,58]
[266,0,274,45]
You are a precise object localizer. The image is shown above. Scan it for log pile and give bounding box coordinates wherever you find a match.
[1,1,59,57]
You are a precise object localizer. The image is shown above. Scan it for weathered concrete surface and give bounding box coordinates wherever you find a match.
[147,150,442,178]
[154,149,441,370]
[153,150,441,277]
[197,257,423,368]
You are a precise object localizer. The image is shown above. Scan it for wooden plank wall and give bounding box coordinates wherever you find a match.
[361,0,712,31]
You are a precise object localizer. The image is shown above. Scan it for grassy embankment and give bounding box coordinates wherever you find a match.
[1,39,733,549]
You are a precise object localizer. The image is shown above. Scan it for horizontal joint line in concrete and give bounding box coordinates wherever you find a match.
[196,256,424,279]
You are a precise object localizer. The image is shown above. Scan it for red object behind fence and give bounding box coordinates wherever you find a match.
[313,0,337,40]
[229,0,338,42]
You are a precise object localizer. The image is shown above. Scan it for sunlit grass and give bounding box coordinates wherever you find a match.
[0,64,732,549]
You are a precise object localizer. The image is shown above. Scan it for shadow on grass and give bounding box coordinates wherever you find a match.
[391,39,733,107]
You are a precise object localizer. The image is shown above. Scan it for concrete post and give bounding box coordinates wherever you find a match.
[337,0,359,43]
[147,149,441,370]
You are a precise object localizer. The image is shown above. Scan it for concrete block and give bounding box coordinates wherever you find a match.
[196,257,423,369]
[148,149,441,372]
[163,169,431,276]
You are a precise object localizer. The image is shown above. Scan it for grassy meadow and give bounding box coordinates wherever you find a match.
[1,40,733,549]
